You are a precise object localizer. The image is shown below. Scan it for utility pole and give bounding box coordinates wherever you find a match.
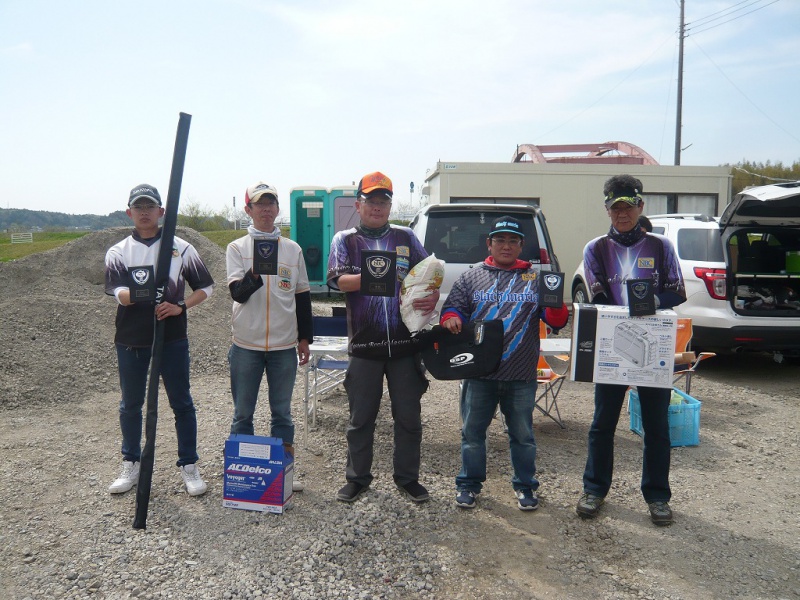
[674,0,686,166]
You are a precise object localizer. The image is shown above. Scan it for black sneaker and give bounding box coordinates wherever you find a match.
[576,492,605,519]
[336,481,367,503]
[398,480,430,503]
[455,490,477,509]
[648,501,673,526]
[515,488,539,511]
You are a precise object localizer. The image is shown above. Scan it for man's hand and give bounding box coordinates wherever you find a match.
[155,302,182,320]
[297,340,310,366]
[412,288,440,315]
[442,315,462,334]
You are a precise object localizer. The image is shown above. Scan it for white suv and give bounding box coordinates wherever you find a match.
[571,182,800,357]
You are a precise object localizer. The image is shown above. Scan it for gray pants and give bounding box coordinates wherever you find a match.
[343,355,429,487]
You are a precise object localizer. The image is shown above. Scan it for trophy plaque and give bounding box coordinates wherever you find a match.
[128,265,155,303]
[360,250,397,297]
[252,239,279,275]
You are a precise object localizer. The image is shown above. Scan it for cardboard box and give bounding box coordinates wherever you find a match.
[223,434,294,513]
[570,304,677,389]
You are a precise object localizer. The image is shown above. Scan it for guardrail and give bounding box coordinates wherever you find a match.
[10,233,33,243]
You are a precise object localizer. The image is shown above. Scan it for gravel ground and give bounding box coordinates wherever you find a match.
[0,229,798,599]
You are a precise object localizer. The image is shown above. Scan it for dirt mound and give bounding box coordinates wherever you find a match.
[0,227,232,409]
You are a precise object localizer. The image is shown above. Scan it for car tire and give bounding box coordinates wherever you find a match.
[573,282,589,304]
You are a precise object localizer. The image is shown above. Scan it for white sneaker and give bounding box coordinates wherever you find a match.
[109,460,140,494]
[180,464,208,496]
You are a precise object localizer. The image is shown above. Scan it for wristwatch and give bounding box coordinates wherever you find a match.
[178,302,187,315]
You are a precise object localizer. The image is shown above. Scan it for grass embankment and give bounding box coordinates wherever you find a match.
[0,228,292,261]
[0,232,89,262]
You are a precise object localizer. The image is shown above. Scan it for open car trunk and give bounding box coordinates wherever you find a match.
[722,182,800,317]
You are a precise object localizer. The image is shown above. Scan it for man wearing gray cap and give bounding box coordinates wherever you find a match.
[104,183,214,497]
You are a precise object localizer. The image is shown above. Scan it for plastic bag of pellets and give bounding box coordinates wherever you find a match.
[400,254,445,335]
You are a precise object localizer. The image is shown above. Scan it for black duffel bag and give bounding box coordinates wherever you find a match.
[416,319,504,380]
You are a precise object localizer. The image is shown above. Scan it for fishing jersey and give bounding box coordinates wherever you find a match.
[583,233,685,307]
[105,230,214,347]
[327,225,428,360]
[443,261,550,382]
[226,234,311,351]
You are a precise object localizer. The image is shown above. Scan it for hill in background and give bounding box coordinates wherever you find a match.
[0,207,131,232]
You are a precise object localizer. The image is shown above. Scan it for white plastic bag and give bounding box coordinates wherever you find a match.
[400,254,445,335]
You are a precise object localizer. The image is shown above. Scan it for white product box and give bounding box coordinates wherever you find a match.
[570,304,677,389]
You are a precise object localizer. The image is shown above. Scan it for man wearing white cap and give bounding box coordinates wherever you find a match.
[226,182,312,492]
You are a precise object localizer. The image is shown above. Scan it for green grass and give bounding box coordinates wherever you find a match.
[0,232,89,262]
[0,228,293,260]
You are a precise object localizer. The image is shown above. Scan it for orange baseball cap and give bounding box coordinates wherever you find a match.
[357,172,393,198]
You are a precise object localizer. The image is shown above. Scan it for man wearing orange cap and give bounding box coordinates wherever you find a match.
[327,171,439,503]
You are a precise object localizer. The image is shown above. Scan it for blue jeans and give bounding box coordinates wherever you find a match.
[116,339,199,467]
[582,383,671,503]
[228,344,297,443]
[456,378,539,494]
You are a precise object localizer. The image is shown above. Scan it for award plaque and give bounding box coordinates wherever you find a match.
[360,250,397,296]
[627,278,656,316]
[128,265,155,303]
[538,271,565,308]
[252,239,279,275]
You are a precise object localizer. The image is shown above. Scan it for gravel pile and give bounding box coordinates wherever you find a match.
[1,228,798,599]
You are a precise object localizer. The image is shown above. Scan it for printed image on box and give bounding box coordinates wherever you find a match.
[570,304,677,389]
[223,434,294,514]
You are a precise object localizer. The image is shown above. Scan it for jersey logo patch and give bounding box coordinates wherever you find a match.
[522,273,537,281]
[396,246,410,257]
[638,257,655,269]
[279,279,291,290]
[279,267,291,278]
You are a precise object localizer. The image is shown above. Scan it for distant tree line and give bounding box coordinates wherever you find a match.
[0,208,131,233]
[724,160,800,196]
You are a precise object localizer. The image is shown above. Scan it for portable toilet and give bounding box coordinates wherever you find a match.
[328,185,359,239]
[290,187,328,284]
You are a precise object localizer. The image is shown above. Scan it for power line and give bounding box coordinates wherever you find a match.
[686,0,780,36]
[688,36,800,145]
[687,0,769,27]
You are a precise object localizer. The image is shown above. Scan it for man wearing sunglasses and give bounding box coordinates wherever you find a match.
[441,216,569,511]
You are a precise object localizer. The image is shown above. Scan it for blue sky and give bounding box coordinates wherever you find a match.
[1,0,798,217]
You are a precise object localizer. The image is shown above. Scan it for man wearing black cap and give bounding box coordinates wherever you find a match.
[576,174,686,526]
[440,216,569,511]
[104,183,214,497]
[327,171,439,503]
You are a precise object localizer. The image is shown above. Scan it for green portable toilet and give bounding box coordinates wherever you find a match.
[290,187,327,284]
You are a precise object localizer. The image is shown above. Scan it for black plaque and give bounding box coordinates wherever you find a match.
[627,278,656,316]
[253,239,278,275]
[538,271,565,308]
[129,265,155,303]
[360,250,397,296]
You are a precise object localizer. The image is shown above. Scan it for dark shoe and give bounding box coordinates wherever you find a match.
[336,481,367,503]
[515,489,540,511]
[648,501,673,526]
[576,492,605,518]
[455,490,477,509]
[398,480,430,503]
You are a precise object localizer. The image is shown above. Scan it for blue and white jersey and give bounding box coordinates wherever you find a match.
[443,260,544,382]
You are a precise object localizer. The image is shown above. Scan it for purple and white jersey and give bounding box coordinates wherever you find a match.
[583,233,685,306]
[327,225,428,360]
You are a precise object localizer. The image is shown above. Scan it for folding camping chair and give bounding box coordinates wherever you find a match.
[303,315,349,445]
[535,321,568,428]
[673,318,715,394]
